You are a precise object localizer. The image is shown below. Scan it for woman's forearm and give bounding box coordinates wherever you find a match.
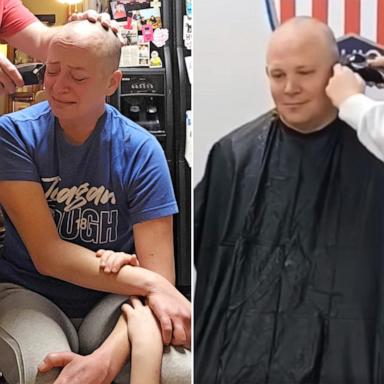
[39,238,166,297]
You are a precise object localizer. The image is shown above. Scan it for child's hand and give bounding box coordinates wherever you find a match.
[96,249,140,273]
[123,297,163,384]
[122,297,163,348]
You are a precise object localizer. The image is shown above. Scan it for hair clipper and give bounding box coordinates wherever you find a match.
[16,63,46,85]
[340,53,384,87]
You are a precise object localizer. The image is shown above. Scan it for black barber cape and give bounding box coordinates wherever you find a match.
[194,112,384,384]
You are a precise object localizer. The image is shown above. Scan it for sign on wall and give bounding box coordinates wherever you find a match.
[265,0,384,56]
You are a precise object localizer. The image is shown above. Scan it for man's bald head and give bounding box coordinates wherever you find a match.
[49,20,121,73]
[265,17,339,132]
[267,16,339,66]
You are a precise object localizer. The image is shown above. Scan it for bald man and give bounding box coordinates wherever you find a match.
[195,16,384,383]
[0,20,190,384]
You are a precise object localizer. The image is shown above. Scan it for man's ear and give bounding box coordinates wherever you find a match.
[106,70,123,96]
[265,66,270,78]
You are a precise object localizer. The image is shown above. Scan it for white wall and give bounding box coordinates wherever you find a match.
[194,0,274,185]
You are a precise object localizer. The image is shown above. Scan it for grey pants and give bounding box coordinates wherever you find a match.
[0,283,191,384]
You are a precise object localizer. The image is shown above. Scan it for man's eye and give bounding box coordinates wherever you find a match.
[46,71,58,75]
[73,77,87,82]
[298,71,314,75]
[272,73,284,79]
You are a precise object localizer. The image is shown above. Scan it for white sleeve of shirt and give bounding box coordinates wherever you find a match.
[339,93,384,162]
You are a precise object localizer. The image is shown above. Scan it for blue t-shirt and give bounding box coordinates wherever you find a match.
[0,101,178,317]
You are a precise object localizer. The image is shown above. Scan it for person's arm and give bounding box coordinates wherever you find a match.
[0,181,154,293]
[96,218,175,284]
[4,21,52,61]
[338,94,384,162]
[134,216,191,347]
[5,12,120,62]
[96,249,140,272]
[123,298,163,384]
[0,21,53,94]
[35,217,185,383]
[0,7,119,94]
[95,216,190,347]
[38,315,130,384]
[133,216,175,284]
[326,63,384,162]
[36,216,182,383]
[0,180,186,319]
[367,55,384,68]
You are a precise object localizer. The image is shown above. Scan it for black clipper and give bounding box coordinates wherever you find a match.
[17,63,46,85]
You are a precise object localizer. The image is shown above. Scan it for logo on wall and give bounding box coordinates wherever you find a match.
[265,0,384,56]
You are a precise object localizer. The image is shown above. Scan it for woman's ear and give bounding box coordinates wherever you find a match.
[106,70,123,96]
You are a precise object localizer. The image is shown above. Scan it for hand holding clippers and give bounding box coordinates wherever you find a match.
[340,53,384,87]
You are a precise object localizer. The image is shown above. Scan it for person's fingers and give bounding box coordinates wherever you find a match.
[130,296,143,308]
[354,72,365,86]
[342,65,354,75]
[110,253,125,273]
[333,63,356,79]
[69,11,119,34]
[0,76,16,94]
[367,56,384,68]
[103,251,116,272]
[99,251,140,272]
[0,57,24,94]
[85,10,99,22]
[69,10,98,23]
[130,253,140,266]
[111,253,133,272]
[121,303,134,319]
[109,19,120,34]
[108,253,122,273]
[98,12,112,29]
[37,351,78,373]
[183,307,192,348]
[99,250,114,270]
[333,63,342,73]
[171,320,187,347]
[2,61,23,88]
[126,253,139,266]
[336,64,352,77]
[184,317,191,349]
[95,249,106,257]
[158,314,172,345]
[67,12,82,22]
